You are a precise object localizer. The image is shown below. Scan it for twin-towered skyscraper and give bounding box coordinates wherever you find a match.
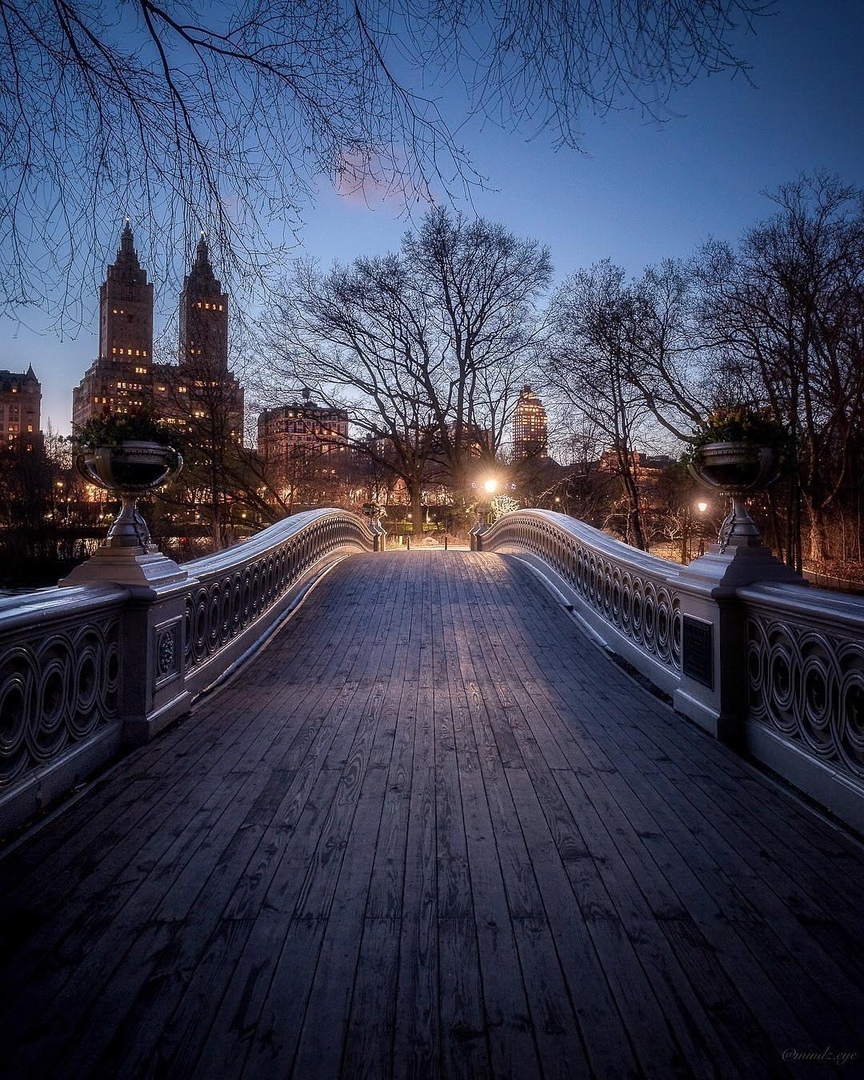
[72,222,243,444]
[72,224,550,474]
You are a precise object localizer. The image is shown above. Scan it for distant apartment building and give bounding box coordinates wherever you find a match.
[598,449,675,476]
[153,235,244,445]
[258,397,349,479]
[513,385,548,459]
[71,225,243,444]
[72,221,154,428]
[0,366,41,442]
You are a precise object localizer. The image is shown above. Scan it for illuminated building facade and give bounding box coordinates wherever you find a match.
[178,235,229,375]
[154,236,243,444]
[0,366,41,442]
[72,221,154,427]
[72,226,243,444]
[257,395,351,510]
[258,397,349,473]
[513,385,548,459]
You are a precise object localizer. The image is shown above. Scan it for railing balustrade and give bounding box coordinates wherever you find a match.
[0,585,126,813]
[478,509,864,834]
[740,584,864,820]
[4,503,864,840]
[479,510,684,694]
[0,509,379,838]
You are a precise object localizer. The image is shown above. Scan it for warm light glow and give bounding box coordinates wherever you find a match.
[697,501,708,513]
[484,479,498,495]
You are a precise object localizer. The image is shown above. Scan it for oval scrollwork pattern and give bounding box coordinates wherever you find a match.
[0,617,121,786]
[182,511,375,676]
[746,613,864,780]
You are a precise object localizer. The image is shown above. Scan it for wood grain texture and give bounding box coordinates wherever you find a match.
[1,551,864,1079]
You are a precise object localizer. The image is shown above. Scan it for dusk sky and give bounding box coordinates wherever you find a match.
[2,0,862,435]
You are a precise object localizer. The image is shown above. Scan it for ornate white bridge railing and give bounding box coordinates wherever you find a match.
[740,584,864,821]
[0,586,126,812]
[478,510,684,695]
[479,509,864,834]
[4,504,864,839]
[0,509,379,838]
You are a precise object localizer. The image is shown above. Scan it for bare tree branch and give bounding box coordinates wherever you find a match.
[0,0,770,323]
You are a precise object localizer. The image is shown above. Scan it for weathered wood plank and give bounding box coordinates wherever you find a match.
[459,751,541,1080]
[341,916,401,1079]
[291,765,389,1079]
[1,551,864,1080]
[438,916,489,1080]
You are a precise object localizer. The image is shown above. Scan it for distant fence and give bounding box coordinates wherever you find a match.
[479,509,864,834]
[0,509,379,839]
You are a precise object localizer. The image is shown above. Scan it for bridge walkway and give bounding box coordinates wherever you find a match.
[1,552,864,1079]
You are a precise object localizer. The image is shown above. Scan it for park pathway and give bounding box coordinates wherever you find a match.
[1,551,864,1078]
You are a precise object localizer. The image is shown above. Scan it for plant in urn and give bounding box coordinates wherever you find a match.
[684,405,789,551]
[72,409,183,551]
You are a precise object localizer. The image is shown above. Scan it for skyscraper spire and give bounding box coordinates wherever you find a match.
[195,230,208,264]
[107,220,148,287]
[120,217,134,255]
[185,231,221,295]
[179,235,228,373]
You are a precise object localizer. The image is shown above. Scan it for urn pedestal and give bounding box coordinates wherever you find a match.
[61,441,186,588]
[688,441,780,551]
[675,440,804,744]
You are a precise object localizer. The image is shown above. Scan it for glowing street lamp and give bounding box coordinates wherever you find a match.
[695,500,709,557]
[470,476,499,549]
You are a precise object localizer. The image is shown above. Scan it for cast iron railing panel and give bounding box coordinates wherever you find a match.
[0,587,124,785]
[742,584,864,781]
[481,510,683,674]
[181,510,375,676]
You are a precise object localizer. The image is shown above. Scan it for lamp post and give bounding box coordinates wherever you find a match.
[469,477,498,550]
[695,500,708,557]
[681,499,711,563]
[483,477,497,510]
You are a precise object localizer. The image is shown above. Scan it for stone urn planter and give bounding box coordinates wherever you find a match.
[76,440,183,551]
[688,440,781,550]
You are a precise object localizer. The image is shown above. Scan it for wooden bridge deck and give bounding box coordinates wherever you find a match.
[2,551,864,1079]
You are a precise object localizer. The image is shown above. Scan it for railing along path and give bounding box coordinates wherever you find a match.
[0,509,378,835]
[2,506,864,837]
[478,509,864,833]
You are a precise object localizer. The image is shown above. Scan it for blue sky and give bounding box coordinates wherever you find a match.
[2,0,862,435]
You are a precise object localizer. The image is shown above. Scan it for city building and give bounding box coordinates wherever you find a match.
[598,449,676,476]
[153,235,243,445]
[0,366,41,442]
[72,221,154,428]
[257,394,351,511]
[72,225,243,444]
[258,394,349,473]
[513,385,548,459]
[178,234,229,375]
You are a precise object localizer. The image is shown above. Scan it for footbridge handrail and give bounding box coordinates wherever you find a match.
[182,509,376,695]
[0,508,379,838]
[478,509,684,694]
[739,582,864,808]
[479,509,864,834]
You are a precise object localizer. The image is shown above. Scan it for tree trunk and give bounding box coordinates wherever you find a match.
[804,501,832,565]
[619,467,647,551]
[411,484,424,536]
